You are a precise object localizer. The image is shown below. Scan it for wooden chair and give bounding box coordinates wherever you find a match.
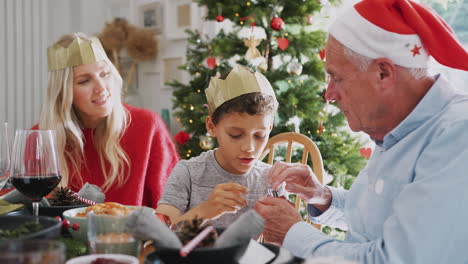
[260,132,324,227]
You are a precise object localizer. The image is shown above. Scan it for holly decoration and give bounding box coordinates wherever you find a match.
[277,37,289,51]
[216,15,224,22]
[270,17,285,31]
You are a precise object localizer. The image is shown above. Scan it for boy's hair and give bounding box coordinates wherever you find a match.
[211,92,278,125]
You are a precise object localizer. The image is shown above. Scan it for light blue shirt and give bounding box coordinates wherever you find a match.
[283,75,468,264]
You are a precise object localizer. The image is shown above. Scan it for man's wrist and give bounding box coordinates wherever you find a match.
[307,186,332,213]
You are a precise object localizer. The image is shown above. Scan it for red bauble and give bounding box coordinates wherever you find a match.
[206,57,217,70]
[277,37,289,51]
[270,17,285,31]
[216,15,224,22]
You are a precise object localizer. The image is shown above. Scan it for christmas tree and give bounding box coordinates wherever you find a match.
[170,1,367,199]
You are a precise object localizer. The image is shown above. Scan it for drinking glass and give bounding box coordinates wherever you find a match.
[10,130,61,216]
[0,123,10,189]
[87,212,140,256]
[0,239,65,264]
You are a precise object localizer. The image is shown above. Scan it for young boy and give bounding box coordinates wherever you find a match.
[156,64,278,227]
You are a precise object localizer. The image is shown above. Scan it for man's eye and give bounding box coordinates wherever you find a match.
[77,79,88,85]
[255,134,266,139]
[101,71,111,77]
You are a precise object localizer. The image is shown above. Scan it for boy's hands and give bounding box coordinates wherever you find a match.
[198,183,248,220]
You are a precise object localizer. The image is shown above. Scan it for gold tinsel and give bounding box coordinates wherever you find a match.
[125,28,158,62]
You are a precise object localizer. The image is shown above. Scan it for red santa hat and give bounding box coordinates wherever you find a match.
[329,0,468,71]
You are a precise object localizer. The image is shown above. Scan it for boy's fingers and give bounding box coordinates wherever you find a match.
[220,182,248,193]
[221,190,247,206]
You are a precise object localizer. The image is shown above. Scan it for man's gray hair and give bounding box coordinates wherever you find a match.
[343,46,428,80]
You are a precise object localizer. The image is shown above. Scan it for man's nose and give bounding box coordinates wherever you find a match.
[324,82,338,103]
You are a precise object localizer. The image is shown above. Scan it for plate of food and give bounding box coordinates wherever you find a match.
[0,215,61,241]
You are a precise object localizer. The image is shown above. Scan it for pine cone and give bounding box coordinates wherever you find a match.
[49,187,85,206]
[174,216,218,248]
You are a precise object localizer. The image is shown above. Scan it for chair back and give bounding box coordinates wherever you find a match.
[261,132,324,226]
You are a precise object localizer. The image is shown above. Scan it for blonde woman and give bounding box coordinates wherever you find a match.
[35,33,178,207]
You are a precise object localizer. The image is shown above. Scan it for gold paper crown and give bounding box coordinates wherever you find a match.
[205,64,276,113]
[47,35,109,71]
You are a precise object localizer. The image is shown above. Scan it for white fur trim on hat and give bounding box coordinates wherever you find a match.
[329,7,429,68]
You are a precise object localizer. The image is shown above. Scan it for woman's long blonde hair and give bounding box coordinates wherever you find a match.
[40,33,130,192]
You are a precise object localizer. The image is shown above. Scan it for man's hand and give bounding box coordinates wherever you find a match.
[254,197,303,245]
[269,161,331,212]
[197,183,248,220]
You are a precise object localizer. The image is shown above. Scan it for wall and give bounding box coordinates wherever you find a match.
[46,0,206,134]
[1,0,210,135]
[0,0,48,133]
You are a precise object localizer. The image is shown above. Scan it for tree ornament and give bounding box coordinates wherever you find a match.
[258,61,268,72]
[317,122,324,135]
[199,134,215,150]
[287,58,303,75]
[238,26,266,61]
[216,15,225,22]
[206,57,217,70]
[277,37,289,51]
[319,49,326,61]
[175,131,191,146]
[270,17,285,31]
[286,116,302,133]
[359,148,372,159]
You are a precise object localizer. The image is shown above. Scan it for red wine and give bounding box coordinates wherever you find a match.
[11,174,62,202]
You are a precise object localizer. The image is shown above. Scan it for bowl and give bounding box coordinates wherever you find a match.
[66,253,139,264]
[0,239,65,264]
[0,215,62,241]
[62,207,90,241]
[145,243,248,264]
[63,205,153,241]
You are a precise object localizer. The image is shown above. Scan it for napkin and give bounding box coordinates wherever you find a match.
[0,199,24,215]
[127,206,183,248]
[0,189,49,206]
[78,183,105,203]
[214,210,264,248]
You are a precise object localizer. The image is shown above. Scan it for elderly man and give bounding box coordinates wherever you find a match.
[255,0,468,263]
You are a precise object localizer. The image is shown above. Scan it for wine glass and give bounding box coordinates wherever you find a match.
[0,123,10,189]
[10,130,61,216]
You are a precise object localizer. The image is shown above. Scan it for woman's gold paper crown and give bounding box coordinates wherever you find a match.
[47,35,108,71]
[205,64,276,113]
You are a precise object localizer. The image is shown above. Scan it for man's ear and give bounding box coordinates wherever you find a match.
[374,58,396,81]
[205,116,216,137]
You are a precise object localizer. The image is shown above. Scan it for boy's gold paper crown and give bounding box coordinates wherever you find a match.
[47,35,108,71]
[205,64,276,113]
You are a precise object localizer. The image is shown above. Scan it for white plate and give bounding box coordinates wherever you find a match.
[65,254,138,264]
